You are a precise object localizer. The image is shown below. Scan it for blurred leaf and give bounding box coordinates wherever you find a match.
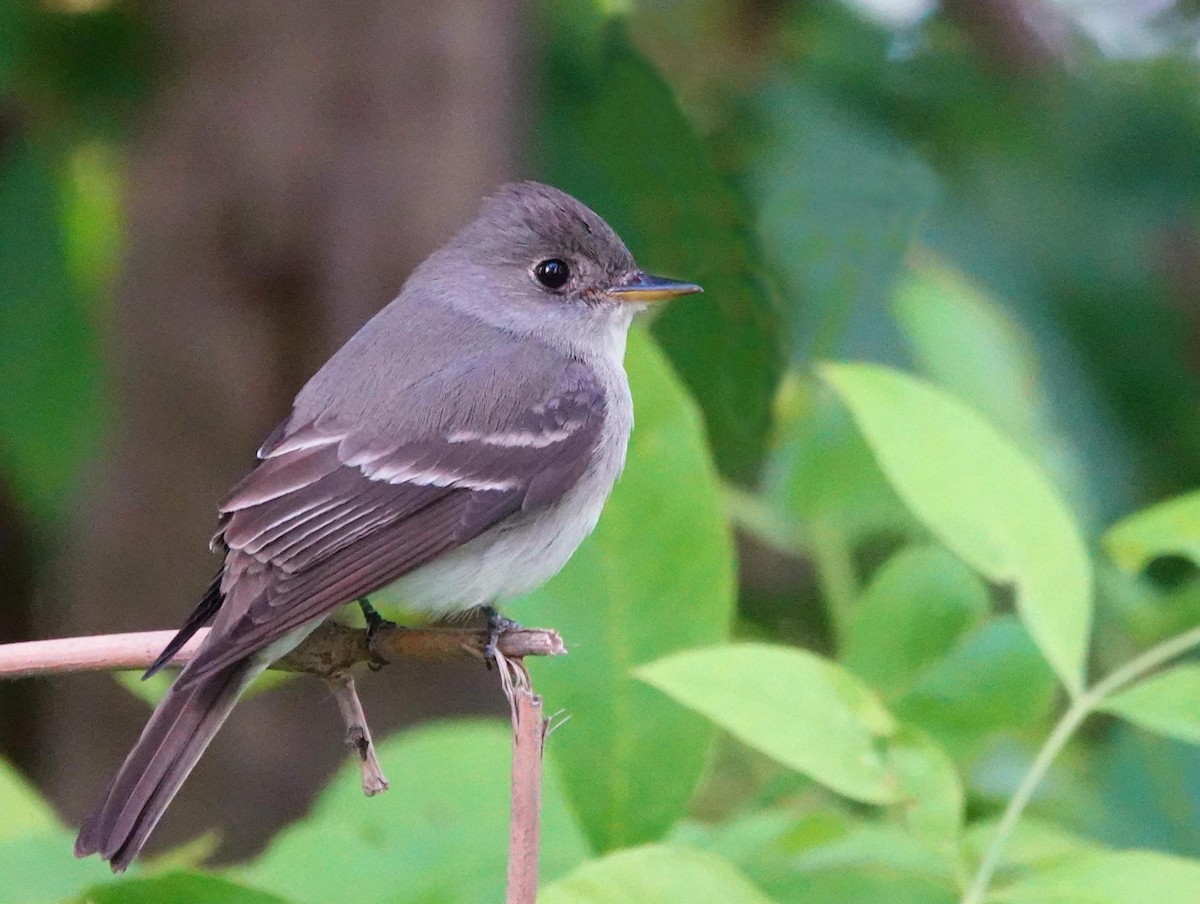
[539,22,784,481]
[962,816,1105,874]
[538,844,774,904]
[114,668,292,708]
[80,873,290,904]
[0,139,101,524]
[0,834,117,904]
[821,363,1093,693]
[745,80,939,359]
[842,544,990,697]
[895,616,1059,752]
[994,850,1200,904]
[885,727,964,851]
[637,642,899,804]
[892,255,1091,517]
[523,328,735,851]
[762,376,913,544]
[239,720,589,904]
[0,757,59,843]
[1100,665,1200,746]
[1104,491,1200,574]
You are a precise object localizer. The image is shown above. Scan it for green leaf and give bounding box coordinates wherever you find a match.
[0,834,118,904]
[763,376,913,544]
[893,257,1048,460]
[539,23,784,481]
[538,845,774,904]
[885,727,964,850]
[994,850,1200,904]
[239,720,589,904]
[637,642,899,804]
[963,816,1105,874]
[894,616,1059,752]
[1103,490,1200,573]
[1100,664,1200,745]
[79,873,291,904]
[0,758,60,843]
[746,80,939,359]
[0,139,102,523]
[821,363,1093,693]
[843,544,990,697]
[523,328,735,851]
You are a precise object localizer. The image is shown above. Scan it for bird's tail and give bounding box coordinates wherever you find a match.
[74,659,256,871]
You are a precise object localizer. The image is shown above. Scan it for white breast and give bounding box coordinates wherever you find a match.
[384,361,633,617]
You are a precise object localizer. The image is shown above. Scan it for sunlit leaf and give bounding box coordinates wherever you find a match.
[1103,491,1200,574]
[79,873,291,904]
[821,363,1093,693]
[1100,664,1200,746]
[637,643,899,804]
[885,727,964,850]
[239,720,589,904]
[994,849,1200,904]
[523,328,736,851]
[538,845,774,904]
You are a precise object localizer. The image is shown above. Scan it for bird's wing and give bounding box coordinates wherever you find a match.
[173,361,606,685]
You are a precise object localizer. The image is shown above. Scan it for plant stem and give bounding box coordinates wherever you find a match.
[809,521,859,647]
[961,622,1200,904]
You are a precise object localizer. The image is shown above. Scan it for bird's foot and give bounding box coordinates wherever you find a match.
[482,605,522,670]
[357,597,396,671]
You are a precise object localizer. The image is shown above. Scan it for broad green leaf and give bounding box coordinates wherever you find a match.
[893,257,1048,462]
[821,363,1093,693]
[0,834,117,904]
[963,816,1104,873]
[762,376,913,544]
[895,616,1058,753]
[637,643,898,804]
[523,328,735,851]
[994,850,1200,904]
[540,23,784,481]
[843,544,989,697]
[746,80,939,359]
[0,758,59,843]
[80,873,291,904]
[885,727,964,850]
[538,844,774,904]
[0,140,102,523]
[1100,664,1200,745]
[1104,491,1200,573]
[674,809,958,904]
[239,720,589,904]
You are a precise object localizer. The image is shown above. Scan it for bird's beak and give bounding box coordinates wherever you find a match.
[607,272,703,304]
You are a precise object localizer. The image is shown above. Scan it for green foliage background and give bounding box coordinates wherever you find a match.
[5,1,1200,902]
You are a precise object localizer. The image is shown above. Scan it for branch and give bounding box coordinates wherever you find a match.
[496,651,547,904]
[0,621,566,681]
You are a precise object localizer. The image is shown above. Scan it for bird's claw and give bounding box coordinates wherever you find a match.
[483,605,521,670]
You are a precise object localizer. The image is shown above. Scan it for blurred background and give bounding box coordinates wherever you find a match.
[3,0,1200,876]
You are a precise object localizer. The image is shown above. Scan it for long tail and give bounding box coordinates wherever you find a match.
[75,659,257,871]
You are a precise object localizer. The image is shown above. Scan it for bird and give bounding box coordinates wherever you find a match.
[74,180,701,871]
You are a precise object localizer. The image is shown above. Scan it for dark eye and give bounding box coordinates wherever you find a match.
[533,258,570,290]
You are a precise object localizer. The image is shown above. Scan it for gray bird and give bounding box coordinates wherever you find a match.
[74,181,701,870]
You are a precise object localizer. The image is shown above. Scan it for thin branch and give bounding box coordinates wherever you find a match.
[961,622,1200,904]
[0,621,566,681]
[497,651,546,904]
[323,670,389,796]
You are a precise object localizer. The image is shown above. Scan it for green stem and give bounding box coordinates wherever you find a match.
[961,622,1200,904]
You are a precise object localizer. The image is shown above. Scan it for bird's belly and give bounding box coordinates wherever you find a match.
[383,448,623,617]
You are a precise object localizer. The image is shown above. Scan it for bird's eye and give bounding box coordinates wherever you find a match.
[533,258,571,290]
